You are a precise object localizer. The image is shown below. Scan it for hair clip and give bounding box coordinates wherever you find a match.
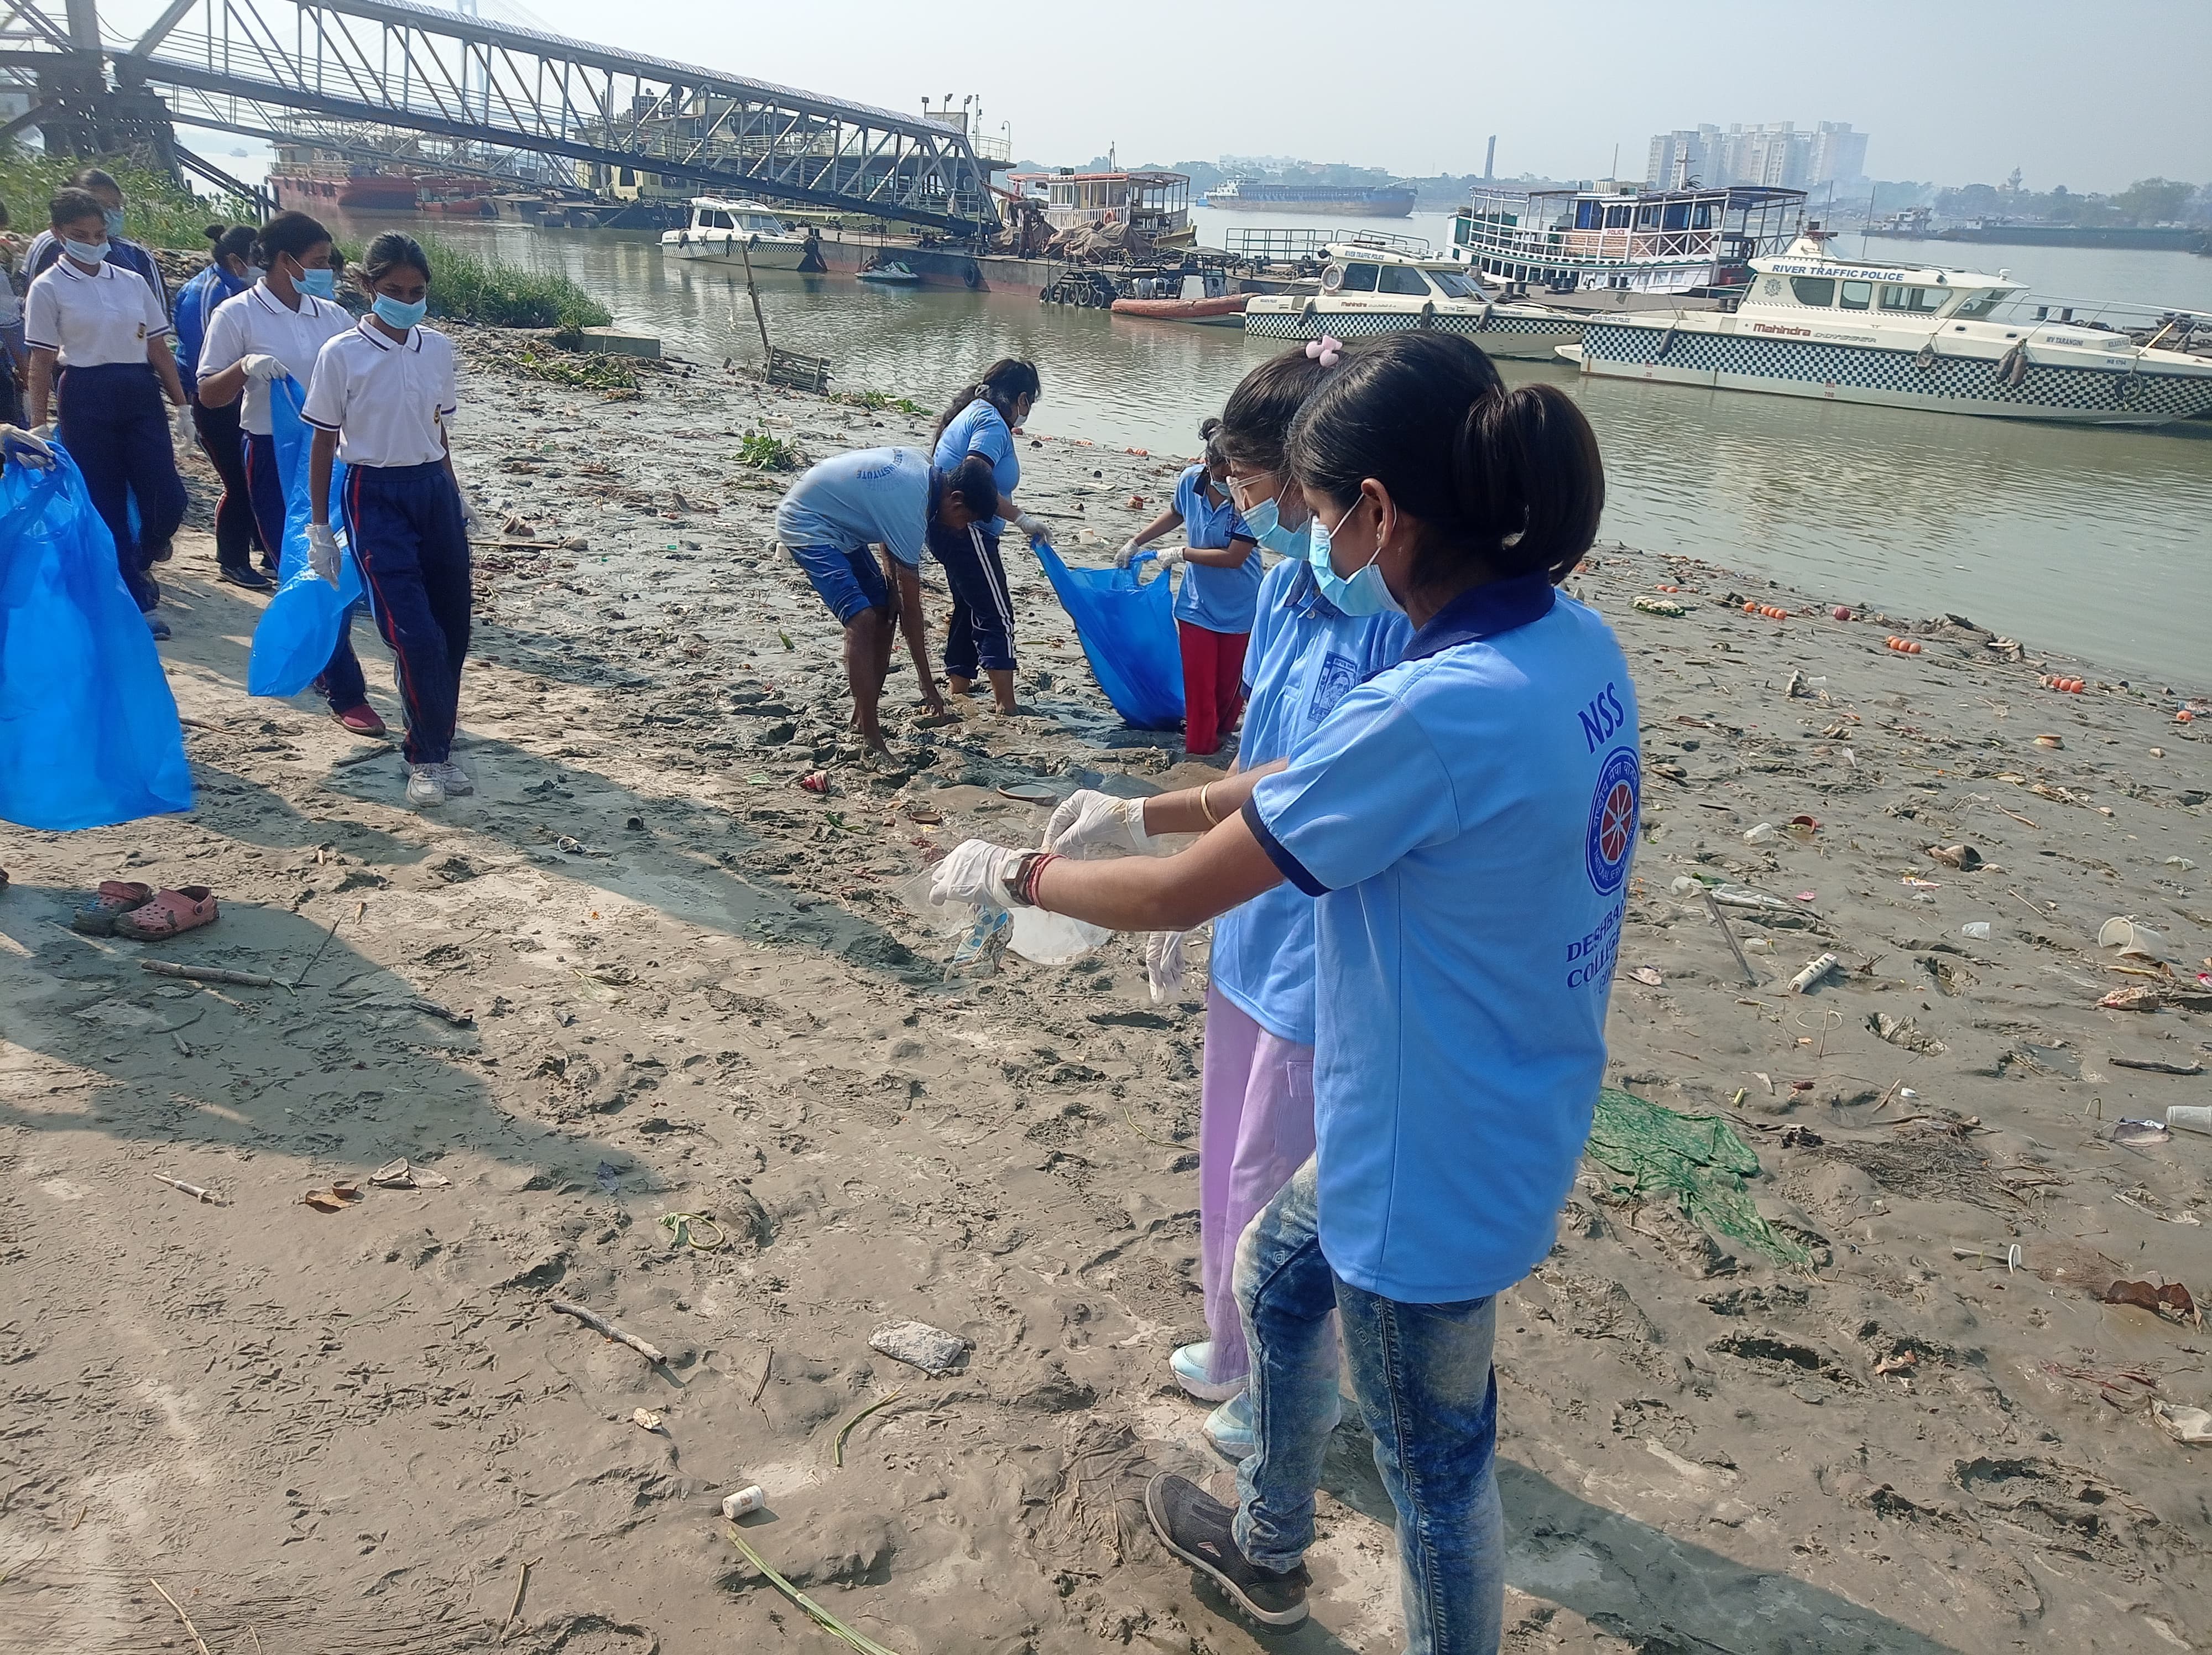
[1305,335,1344,367]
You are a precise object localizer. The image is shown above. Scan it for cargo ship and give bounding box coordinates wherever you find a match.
[269,160,421,214]
[1203,180,1416,218]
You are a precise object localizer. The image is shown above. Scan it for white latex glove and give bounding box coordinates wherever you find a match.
[0,424,55,469]
[1115,539,1141,569]
[929,839,1026,915]
[306,523,342,587]
[458,488,483,534]
[1044,789,1152,857]
[1014,511,1048,544]
[170,403,195,446]
[30,421,55,445]
[1154,547,1186,570]
[1144,930,1188,1005]
[240,352,288,382]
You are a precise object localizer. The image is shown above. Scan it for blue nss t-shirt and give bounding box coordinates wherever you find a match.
[932,399,1018,537]
[1209,556,1411,1045]
[774,446,936,568]
[1247,574,1641,1303]
[1170,464,1262,635]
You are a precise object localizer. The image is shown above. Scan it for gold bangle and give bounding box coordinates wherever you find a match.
[1199,782,1222,827]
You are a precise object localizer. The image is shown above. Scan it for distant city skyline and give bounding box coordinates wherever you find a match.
[1646,123,1870,193]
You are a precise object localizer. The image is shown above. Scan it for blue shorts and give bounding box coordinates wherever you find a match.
[790,542,893,624]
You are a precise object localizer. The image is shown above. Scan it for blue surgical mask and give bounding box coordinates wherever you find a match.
[1238,494,1311,558]
[1308,506,1403,616]
[299,267,337,300]
[62,238,109,266]
[372,294,428,330]
[102,207,126,239]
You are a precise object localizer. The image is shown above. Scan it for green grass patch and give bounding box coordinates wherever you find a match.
[0,145,255,249]
[417,235,611,331]
[833,388,928,416]
[735,429,801,471]
[509,348,638,391]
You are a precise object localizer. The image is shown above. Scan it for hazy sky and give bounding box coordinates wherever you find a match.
[116,0,2210,192]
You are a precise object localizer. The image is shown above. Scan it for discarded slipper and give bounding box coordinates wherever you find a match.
[112,886,220,941]
[71,880,155,935]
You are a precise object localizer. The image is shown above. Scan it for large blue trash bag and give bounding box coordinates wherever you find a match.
[246,376,356,697]
[1030,539,1185,730]
[0,445,192,829]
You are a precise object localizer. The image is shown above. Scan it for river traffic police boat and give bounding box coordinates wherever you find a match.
[1243,244,1579,360]
[1560,233,2212,424]
[659,199,812,268]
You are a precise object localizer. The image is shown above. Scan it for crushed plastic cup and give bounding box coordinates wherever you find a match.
[2096,917,2165,960]
[1008,905,1110,965]
[2168,1106,2212,1137]
[1743,822,1778,845]
[1960,922,1992,940]
[721,1485,766,1519]
[1670,875,1702,896]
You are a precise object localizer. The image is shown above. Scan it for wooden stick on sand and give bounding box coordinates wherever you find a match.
[148,1578,211,1655]
[547,1299,665,1363]
[139,960,290,992]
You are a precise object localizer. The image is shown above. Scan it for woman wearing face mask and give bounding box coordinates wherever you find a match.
[1053,341,1411,1460]
[197,211,384,736]
[22,168,169,312]
[173,223,265,590]
[927,358,1046,716]
[936,332,1634,1650]
[302,233,472,807]
[23,186,190,634]
[1118,417,1262,757]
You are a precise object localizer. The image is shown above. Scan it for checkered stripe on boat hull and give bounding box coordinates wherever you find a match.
[1579,324,2212,420]
[1245,309,1578,342]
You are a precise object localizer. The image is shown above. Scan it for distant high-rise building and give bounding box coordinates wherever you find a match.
[1646,120,1868,190]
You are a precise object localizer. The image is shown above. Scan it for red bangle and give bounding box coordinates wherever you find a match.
[1019,851,1060,907]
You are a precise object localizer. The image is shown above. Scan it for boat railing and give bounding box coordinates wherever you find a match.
[1983,291,2211,342]
[1224,227,1433,264]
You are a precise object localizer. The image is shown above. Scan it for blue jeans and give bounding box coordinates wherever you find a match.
[1233,1158,1504,1655]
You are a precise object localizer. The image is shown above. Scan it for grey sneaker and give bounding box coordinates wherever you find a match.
[405,765,446,809]
[1144,1473,1308,1628]
[431,761,474,797]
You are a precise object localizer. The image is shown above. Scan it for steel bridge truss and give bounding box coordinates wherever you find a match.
[4,0,1000,232]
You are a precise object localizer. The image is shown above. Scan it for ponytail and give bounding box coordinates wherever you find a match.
[1284,332,1603,590]
[932,357,1040,446]
[1199,416,1227,472]
[1215,346,1338,474]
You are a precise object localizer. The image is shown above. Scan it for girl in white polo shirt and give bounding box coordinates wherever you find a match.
[301,232,470,809]
[933,331,1635,1649]
[197,209,384,738]
[23,186,189,631]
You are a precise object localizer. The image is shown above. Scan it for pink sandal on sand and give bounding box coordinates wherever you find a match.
[72,880,156,935]
[112,886,220,941]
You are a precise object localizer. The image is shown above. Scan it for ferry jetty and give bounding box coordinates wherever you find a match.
[1561,231,2212,424]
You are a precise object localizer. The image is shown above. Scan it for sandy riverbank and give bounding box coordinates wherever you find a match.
[2,334,2209,1654]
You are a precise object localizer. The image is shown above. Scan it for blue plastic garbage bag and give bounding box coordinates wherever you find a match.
[1029,539,1185,730]
[0,445,192,829]
[246,376,356,697]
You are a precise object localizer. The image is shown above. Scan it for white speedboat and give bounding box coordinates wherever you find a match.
[659,199,812,268]
[1564,233,2212,425]
[1243,244,1579,360]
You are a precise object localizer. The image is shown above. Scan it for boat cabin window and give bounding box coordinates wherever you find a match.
[1662,202,1691,231]
[1337,263,1380,293]
[1881,284,1944,314]
[1950,292,2003,319]
[1603,204,1634,229]
[1378,264,1430,296]
[1838,280,1873,311]
[1429,268,1485,299]
[701,209,732,230]
[1789,276,1836,306]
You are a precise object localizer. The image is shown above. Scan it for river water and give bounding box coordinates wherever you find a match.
[404,210,2212,686]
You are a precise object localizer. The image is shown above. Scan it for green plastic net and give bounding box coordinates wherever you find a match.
[1585,1088,1812,1268]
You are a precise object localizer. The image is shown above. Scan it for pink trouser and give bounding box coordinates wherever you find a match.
[1198,985,1317,1387]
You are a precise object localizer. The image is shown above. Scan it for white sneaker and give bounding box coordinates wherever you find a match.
[406,765,446,808]
[1170,1340,1248,1403]
[431,761,474,797]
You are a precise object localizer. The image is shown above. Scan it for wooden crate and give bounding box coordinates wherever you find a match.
[765,347,832,393]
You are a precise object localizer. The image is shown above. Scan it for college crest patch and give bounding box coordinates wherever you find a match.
[1585,746,1640,897]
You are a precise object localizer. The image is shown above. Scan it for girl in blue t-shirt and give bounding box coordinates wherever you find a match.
[933,332,1632,1649]
[928,358,1047,716]
[1120,419,1262,755]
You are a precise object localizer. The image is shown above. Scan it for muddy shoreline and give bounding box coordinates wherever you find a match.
[1,330,2207,1654]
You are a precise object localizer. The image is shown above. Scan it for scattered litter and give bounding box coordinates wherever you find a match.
[1874,1350,1919,1377]
[2034,733,2064,749]
[1669,875,1703,896]
[2100,985,2163,1012]
[1927,844,1983,871]
[659,1211,725,1251]
[2103,1278,2201,1326]
[2112,1118,2171,1147]
[1712,886,1789,910]
[2151,1402,2212,1444]
[1953,1242,2022,1272]
[869,1319,967,1376]
[1886,636,1923,654]
[720,1485,766,1520]
[1788,952,1840,994]
[1871,1013,1947,1054]
[631,1407,665,1434]
[1627,966,1665,987]
[2165,856,2196,872]
[1632,595,1687,617]
[1961,922,1992,940]
[2168,1105,2212,1136]
[2098,918,2165,960]
[152,1173,222,1204]
[300,1182,362,1212]
[1786,814,1819,840]
[2110,1056,2203,1077]
[1831,605,1851,621]
[2042,674,2086,694]
[903,802,943,825]
[1743,821,1777,845]
[997,782,1059,804]
[1583,1088,1810,1266]
[369,1158,451,1190]
[799,771,831,794]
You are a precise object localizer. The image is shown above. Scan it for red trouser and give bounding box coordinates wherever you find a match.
[1178,620,1250,756]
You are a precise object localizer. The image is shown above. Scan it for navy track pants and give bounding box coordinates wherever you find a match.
[342,460,471,765]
